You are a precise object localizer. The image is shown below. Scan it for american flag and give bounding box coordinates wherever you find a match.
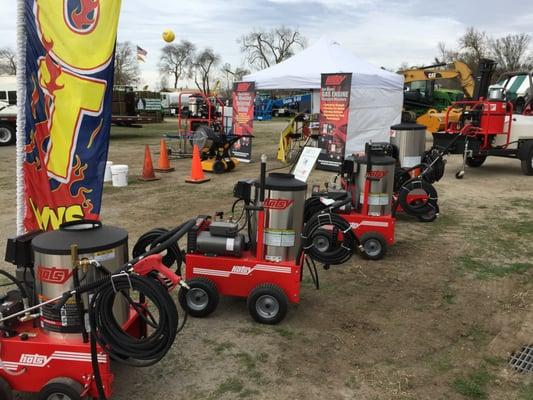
[136,46,147,62]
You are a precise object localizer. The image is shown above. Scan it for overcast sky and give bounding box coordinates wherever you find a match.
[0,0,532,89]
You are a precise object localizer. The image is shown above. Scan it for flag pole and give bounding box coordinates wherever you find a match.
[16,0,27,235]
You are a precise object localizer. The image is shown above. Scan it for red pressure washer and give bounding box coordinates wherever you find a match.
[176,155,321,324]
[0,220,193,399]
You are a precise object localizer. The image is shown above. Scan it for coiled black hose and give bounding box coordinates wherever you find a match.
[304,197,327,224]
[132,228,183,274]
[397,179,438,216]
[88,274,179,367]
[421,149,446,183]
[302,211,357,265]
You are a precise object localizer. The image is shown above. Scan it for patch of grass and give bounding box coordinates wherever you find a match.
[509,198,533,209]
[443,285,456,305]
[275,326,295,339]
[234,352,256,370]
[211,377,244,399]
[239,388,260,398]
[501,221,533,236]
[238,325,265,336]
[213,341,235,355]
[458,256,533,280]
[345,375,361,389]
[520,383,533,400]
[432,355,453,373]
[483,356,504,367]
[451,366,492,399]
[464,325,489,347]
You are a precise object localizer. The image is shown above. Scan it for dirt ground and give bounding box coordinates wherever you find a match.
[2,118,533,400]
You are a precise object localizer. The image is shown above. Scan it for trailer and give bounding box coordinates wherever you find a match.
[0,102,16,146]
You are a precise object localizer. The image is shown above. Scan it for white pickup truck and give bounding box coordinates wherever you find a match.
[0,101,16,146]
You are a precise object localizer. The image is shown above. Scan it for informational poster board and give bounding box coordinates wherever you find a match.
[293,147,322,182]
[21,0,121,231]
[317,73,352,171]
[232,81,255,161]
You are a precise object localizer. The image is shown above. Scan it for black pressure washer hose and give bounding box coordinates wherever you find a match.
[302,196,358,265]
[53,219,196,400]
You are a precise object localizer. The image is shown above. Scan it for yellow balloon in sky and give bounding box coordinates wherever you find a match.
[162,29,175,43]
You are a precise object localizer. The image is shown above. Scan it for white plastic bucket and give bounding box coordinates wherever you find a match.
[111,165,129,187]
[104,161,113,182]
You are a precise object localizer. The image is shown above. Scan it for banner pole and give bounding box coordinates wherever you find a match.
[16,0,27,235]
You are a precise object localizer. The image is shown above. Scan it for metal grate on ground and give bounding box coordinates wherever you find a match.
[509,345,533,373]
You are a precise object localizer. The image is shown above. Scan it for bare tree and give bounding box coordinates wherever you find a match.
[434,42,461,64]
[458,27,489,70]
[490,33,533,72]
[239,26,307,69]
[114,42,141,86]
[191,48,221,95]
[159,40,195,89]
[0,47,16,75]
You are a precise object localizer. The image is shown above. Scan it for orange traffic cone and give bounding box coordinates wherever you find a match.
[139,145,160,181]
[186,144,210,184]
[155,139,175,173]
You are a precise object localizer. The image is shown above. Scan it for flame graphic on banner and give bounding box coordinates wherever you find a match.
[71,0,99,30]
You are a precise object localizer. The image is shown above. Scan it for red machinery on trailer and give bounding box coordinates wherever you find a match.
[0,221,192,399]
[432,59,533,177]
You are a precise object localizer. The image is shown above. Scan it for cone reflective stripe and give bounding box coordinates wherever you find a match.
[186,144,210,184]
[155,139,175,172]
[139,145,160,181]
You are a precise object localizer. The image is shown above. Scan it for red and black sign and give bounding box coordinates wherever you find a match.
[232,81,255,160]
[317,73,352,171]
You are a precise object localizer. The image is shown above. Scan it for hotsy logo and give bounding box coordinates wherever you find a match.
[236,83,252,92]
[325,75,346,86]
[37,266,74,284]
[366,170,388,179]
[19,354,47,366]
[264,198,294,210]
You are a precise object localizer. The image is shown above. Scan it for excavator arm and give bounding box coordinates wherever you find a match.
[401,61,475,98]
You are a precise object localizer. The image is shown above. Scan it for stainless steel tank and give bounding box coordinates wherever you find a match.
[262,173,307,262]
[32,222,129,334]
[390,123,427,168]
[353,154,396,216]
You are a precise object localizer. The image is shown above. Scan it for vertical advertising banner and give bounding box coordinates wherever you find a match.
[23,0,121,231]
[232,81,255,161]
[317,73,352,171]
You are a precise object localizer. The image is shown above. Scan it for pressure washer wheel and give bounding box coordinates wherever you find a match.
[226,160,236,171]
[178,278,219,317]
[247,284,288,325]
[213,160,226,174]
[465,156,486,168]
[359,232,387,261]
[38,378,85,400]
[0,376,12,400]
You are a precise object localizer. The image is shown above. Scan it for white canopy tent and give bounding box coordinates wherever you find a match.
[244,36,404,154]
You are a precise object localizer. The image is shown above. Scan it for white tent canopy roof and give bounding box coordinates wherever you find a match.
[243,36,403,90]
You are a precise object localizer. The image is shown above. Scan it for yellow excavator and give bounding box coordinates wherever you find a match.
[401,61,475,132]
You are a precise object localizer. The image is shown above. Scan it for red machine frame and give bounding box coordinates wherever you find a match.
[184,212,303,307]
[444,99,514,149]
[0,254,179,399]
[177,91,225,134]
[0,308,145,398]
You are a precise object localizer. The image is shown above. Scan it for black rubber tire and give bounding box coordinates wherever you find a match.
[0,376,12,400]
[213,160,226,174]
[521,148,533,176]
[416,204,439,223]
[38,378,85,400]
[359,232,387,261]
[178,278,219,318]
[465,156,486,168]
[226,160,236,171]
[0,122,15,146]
[247,284,288,325]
